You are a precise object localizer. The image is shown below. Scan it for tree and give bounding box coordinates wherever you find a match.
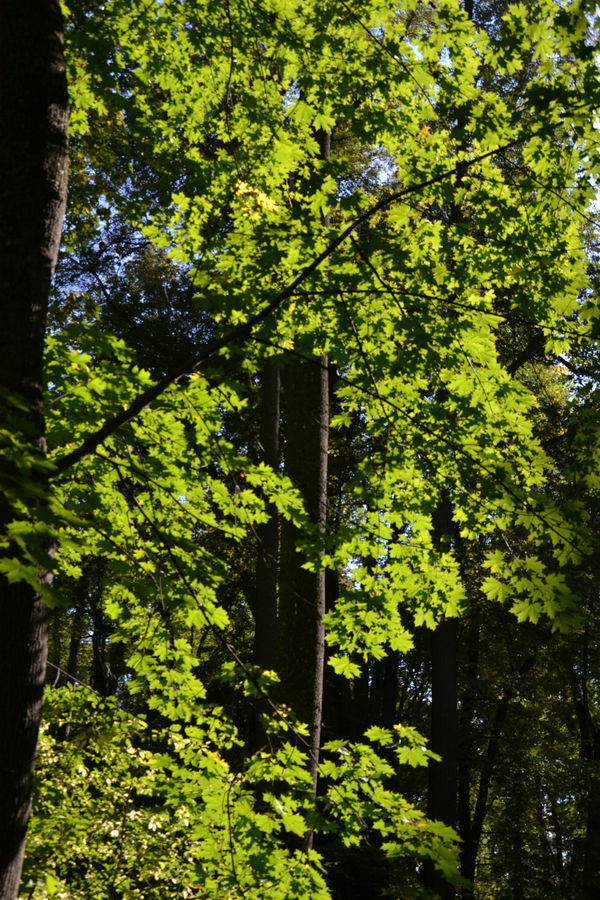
[3,0,600,897]
[0,2,68,896]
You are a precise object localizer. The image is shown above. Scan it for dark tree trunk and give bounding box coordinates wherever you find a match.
[252,364,280,672]
[91,617,117,697]
[365,650,399,729]
[381,650,399,727]
[422,617,458,899]
[0,2,68,896]
[428,616,459,825]
[278,111,331,823]
[458,607,479,894]
[277,354,329,813]
[89,574,118,698]
[323,565,356,741]
[422,493,458,899]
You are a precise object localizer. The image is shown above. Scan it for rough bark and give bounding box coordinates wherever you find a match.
[0,2,68,895]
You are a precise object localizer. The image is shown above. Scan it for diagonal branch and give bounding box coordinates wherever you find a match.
[52,138,520,477]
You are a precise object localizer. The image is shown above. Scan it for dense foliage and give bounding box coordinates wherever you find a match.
[4,0,600,896]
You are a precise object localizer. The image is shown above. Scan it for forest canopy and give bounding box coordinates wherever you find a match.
[1,0,600,897]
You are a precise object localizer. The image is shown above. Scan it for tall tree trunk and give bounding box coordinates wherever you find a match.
[252,364,280,671]
[428,616,459,811]
[458,605,479,894]
[366,650,398,728]
[0,2,68,896]
[422,493,458,899]
[277,353,329,822]
[248,365,280,753]
[278,125,330,844]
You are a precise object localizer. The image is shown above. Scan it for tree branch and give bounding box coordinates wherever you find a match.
[52,138,521,477]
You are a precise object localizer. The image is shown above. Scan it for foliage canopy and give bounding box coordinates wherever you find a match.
[6,0,600,896]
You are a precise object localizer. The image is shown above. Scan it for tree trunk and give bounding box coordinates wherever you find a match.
[428,616,459,825]
[277,125,330,829]
[458,606,479,894]
[422,493,458,899]
[277,354,329,814]
[0,2,68,896]
[248,365,280,753]
[252,364,280,671]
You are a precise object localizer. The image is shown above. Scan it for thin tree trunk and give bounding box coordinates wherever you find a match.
[0,2,68,896]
